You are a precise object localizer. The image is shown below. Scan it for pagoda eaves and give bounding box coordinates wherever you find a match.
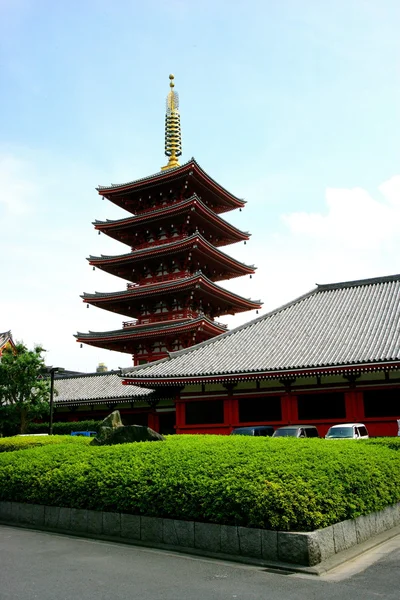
[96,159,246,215]
[88,233,255,283]
[82,271,262,319]
[75,315,227,357]
[93,194,250,248]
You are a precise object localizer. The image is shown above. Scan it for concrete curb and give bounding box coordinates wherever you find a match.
[0,501,399,567]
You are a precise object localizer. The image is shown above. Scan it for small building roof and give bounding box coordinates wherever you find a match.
[0,331,15,356]
[0,330,13,347]
[53,370,156,406]
[122,274,400,385]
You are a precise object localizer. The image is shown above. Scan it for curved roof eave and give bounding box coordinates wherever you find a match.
[93,194,250,240]
[87,232,255,274]
[96,158,246,207]
[81,272,262,310]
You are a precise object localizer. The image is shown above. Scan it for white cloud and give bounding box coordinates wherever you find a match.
[282,176,400,250]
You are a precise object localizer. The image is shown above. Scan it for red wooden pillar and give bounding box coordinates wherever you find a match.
[223,384,238,431]
[345,390,364,422]
[148,411,159,431]
[281,394,298,424]
[175,390,185,434]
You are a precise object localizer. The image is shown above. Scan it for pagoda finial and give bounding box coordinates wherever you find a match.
[161,74,182,171]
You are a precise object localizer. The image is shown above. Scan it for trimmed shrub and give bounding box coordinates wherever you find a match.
[0,435,91,453]
[0,435,399,532]
[28,421,102,435]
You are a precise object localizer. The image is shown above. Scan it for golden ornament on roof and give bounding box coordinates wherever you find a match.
[161,74,182,171]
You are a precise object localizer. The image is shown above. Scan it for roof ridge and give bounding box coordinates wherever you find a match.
[55,370,123,380]
[316,273,400,292]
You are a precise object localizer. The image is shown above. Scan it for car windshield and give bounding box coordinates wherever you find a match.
[273,429,298,437]
[231,428,254,435]
[326,426,353,438]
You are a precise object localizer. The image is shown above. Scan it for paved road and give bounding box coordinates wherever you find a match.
[1,524,400,599]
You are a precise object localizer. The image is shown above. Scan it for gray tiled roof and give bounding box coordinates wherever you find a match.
[123,275,400,382]
[54,370,155,405]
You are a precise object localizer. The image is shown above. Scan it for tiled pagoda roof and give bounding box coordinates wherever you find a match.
[93,194,249,246]
[121,274,400,385]
[96,158,245,207]
[75,315,227,343]
[88,232,255,279]
[82,272,261,316]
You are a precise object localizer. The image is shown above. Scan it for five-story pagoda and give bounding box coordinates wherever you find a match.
[76,75,262,365]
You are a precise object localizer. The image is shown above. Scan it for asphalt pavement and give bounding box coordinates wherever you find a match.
[1,524,400,600]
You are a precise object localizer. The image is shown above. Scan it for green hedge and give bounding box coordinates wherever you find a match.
[0,436,91,453]
[0,435,399,532]
[28,421,101,435]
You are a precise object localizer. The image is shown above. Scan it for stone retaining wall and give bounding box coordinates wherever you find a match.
[1,501,399,567]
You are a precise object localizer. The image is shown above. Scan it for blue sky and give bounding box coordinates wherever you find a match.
[1,0,399,372]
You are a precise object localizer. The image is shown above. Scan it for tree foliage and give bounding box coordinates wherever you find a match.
[0,343,50,434]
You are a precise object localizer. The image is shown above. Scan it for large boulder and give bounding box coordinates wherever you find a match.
[90,410,165,446]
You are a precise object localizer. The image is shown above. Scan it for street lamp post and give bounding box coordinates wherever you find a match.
[48,367,59,435]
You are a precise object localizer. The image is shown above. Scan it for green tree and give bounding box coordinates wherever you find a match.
[0,343,50,435]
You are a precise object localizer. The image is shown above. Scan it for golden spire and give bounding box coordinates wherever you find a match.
[161,74,182,171]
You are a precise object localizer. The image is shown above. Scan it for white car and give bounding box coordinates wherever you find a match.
[325,423,369,439]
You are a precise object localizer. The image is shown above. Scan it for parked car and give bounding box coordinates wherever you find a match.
[230,426,274,437]
[397,420,400,437]
[272,425,319,438]
[70,431,97,437]
[325,423,369,439]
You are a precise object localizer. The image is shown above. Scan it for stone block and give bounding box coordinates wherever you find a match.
[238,526,262,558]
[87,510,103,535]
[278,531,321,566]
[377,505,399,533]
[0,502,12,522]
[121,514,141,540]
[57,507,71,530]
[333,519,357,553]
[70,508,88,533]
[31,504,45,526]
[141,516,163,543]
[194,522,221,553]
[314,526,335,562]
[261,529,278,561]
[17,503,33,525]
[355,513,376,544]
[163,519,194,548]
[102,512,121,537]
[44,506,60,529]
[220,525,240,555]
[11,502,20,523]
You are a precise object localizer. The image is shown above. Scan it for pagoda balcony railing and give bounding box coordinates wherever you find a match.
[122,311,228,330]
[126,271,188,289]
[132,233,187,251]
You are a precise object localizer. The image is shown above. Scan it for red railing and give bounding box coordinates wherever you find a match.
[132,233,186,251]
[123,311,199,328]
[122,312,228,329]
[126,271,187,289]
